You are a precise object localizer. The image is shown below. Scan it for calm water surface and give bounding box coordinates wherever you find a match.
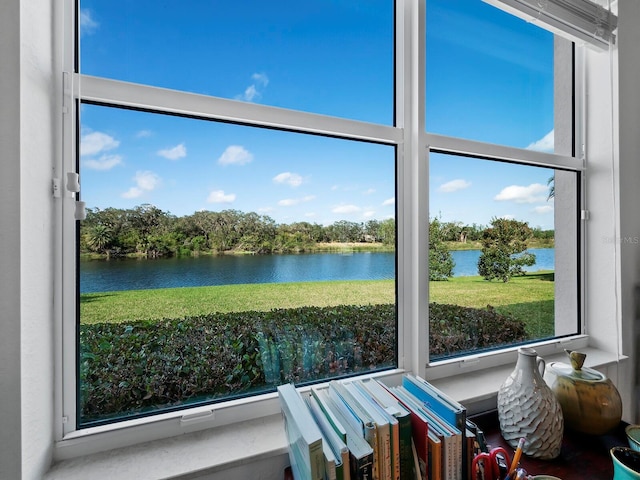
[80,249,554,293]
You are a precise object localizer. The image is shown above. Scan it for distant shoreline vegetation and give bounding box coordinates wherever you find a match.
[80,204,554,259]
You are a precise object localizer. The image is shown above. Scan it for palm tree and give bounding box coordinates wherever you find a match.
[86,224,113,254]
[547,175,555,200]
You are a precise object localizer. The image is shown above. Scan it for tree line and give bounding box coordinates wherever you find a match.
[81,204,553,282]
[80,204,396,258]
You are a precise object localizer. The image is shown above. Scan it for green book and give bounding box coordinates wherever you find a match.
[306,392,350,480]
[360,379,416,480]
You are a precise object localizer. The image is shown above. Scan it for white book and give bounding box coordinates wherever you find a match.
[343,381,393,480]
[278,384,326,480]
[306,392,351,480]
[328,381,380,480]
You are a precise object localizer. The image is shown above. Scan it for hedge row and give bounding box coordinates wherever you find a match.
[80,303,527,423]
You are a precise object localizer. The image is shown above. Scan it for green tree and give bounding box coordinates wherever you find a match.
[379,218,396,246]
[477,217,536,282]
[429,217,455,281]
[85,224,113,254]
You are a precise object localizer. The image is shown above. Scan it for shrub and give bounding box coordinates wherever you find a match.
[79,304,396,423]
[79,302,527,423]
[429,302,528,358]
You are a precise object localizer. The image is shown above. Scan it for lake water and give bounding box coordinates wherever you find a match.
[80,248,554,293]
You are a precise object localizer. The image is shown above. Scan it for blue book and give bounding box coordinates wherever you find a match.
[401,375,465,433]
[402,375,467,480]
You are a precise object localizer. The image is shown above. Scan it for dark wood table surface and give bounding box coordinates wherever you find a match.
[472,411,629,479]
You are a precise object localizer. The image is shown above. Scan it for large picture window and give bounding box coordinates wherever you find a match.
[69,0,399,430]
[424,0,581,364]
[77,103,398,426]
[62,0,589,438]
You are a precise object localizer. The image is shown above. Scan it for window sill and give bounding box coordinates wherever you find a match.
[44,347,622,480]
[45,414,289,480]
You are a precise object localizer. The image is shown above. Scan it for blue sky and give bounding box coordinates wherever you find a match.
[79,0,557,229]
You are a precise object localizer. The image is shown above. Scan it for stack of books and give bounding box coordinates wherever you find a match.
[277,375,487,480]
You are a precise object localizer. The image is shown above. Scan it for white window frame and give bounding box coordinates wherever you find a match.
[55,0,593,458]
[420,3,587,378]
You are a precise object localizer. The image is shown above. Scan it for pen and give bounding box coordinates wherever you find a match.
[508,438,526,477]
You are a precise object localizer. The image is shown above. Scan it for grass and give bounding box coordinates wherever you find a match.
[430,271,555,337]
[80,280,396,324]
[80,272,555,337]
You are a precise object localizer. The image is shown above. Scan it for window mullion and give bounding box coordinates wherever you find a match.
[78,74,402,146]
[425,132,583,172]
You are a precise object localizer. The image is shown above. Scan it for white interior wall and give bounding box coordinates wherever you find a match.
[0,0,24,477]
[0,0,57,478]
[583,0,640,423]
[20,0,58,476]
[616,0,640,423]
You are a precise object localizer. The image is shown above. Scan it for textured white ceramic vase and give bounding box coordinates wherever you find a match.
[497,347,564,460]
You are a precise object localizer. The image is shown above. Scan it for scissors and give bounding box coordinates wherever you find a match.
[472,446,512,480]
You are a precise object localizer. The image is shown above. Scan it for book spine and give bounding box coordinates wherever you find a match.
[350,451,373,480]
[310,439,325,480]
[397,415,413,480]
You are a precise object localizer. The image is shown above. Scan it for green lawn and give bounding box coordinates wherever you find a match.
[80,280,396,324]
[430,272,555,337]
[81,272,554,336]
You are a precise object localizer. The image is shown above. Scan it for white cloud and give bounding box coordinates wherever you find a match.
[252,73,269,86]
[236,72,269,102]
[273,172,303,187]
[526,130,554,152]
[122,188,143,199]
[278,195,315,207]
[79,9,98,34]
[495,183,549,203]
[438,179,471,193]
[363,188,376,195]
[363,210,376,218]
[534,205,554,214]
[217,145,253,166]
[207,190,236,204]
[80,131,119,156]
[158,143,186,160]
[500,214,516,220]
[382,197,395,206]
[122,171,160,199]
[84,154,122,171]
[332,204,361,214]
[243,85,259,102]
[136,130,153,138]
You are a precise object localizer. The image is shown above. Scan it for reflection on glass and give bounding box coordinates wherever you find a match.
[428,153,578,360]
[79,1,394,124]
[78,103,397,426]
[426,0,556,150]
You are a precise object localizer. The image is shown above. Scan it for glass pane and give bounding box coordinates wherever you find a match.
[428,152,578,360]
[79,1,394,124]
[77,103,397,426]
[426,0,557,150]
